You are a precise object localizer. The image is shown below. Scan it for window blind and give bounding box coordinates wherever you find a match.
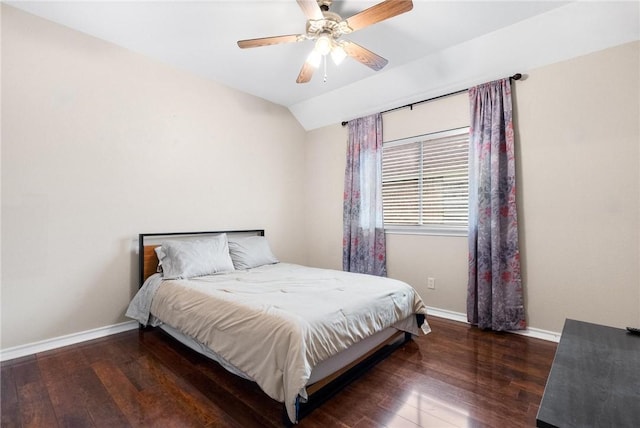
[382,128,469,230]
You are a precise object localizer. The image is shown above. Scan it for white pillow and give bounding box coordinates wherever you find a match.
[228,236,279,270]
[158,234,235,279]
[154,246,165,272]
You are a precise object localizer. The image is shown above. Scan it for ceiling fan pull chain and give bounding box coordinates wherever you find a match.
[323,54,328,83]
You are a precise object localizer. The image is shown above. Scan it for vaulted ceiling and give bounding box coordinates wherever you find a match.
[7,1,639,130]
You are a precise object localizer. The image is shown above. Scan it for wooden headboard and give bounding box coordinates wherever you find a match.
[141,245,161,284]
[138,229,265,287]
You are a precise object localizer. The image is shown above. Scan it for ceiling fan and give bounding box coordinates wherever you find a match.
[237,0,413,83]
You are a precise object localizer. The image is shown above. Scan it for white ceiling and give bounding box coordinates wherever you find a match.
[6,1,640,130]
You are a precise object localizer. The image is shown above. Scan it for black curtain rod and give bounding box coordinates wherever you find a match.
[341,73,522,127]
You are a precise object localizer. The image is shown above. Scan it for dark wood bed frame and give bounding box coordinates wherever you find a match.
[137,229,418,425]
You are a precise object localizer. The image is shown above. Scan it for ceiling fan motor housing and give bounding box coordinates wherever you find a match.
[306,11,351,40]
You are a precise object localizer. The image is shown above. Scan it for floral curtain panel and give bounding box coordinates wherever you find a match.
[343,113,387,276]
[467,78,525,331]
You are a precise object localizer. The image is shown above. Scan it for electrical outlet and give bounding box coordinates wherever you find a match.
[427,277,435,289]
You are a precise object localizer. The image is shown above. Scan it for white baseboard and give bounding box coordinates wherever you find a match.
[426,306,561,343]
[513,326,561,343]
[426,306,469,323]
[0,321,139,362]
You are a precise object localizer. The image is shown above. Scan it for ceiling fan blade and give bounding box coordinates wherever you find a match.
[296,0,324,21]
[342,40,388,71]
[237,34,301,49]
[345,0,413,32]
[296,61,315,84]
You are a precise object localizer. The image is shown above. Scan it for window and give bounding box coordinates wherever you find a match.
[381,127,469,235]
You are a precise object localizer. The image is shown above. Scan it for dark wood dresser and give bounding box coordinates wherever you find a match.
[536,318,640,427]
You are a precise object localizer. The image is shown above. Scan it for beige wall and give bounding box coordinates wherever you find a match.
[304,124,347,269]
[1,6,307,348]
[305,41,640,333]
[516,41,639,331]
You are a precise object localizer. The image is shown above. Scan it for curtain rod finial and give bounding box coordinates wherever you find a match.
[341,121,348,127]
[511,73,522,81]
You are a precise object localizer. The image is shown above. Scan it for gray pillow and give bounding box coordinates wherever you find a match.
[158,234,235,279]
[228,236,279,270]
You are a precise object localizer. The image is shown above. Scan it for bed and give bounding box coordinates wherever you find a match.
[126,229,430,424]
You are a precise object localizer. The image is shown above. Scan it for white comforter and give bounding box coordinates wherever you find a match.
[126,263,430,422]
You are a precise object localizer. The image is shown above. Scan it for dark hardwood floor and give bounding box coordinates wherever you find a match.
[1,317,557,427]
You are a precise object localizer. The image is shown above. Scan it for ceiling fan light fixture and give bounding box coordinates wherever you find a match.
[331,44,347,65]
[314,34,332,56]
[306,49,322,68]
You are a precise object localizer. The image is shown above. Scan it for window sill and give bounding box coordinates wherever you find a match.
[384,226,468,237]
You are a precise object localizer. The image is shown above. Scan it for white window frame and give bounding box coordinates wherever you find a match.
[382,127,470,237]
